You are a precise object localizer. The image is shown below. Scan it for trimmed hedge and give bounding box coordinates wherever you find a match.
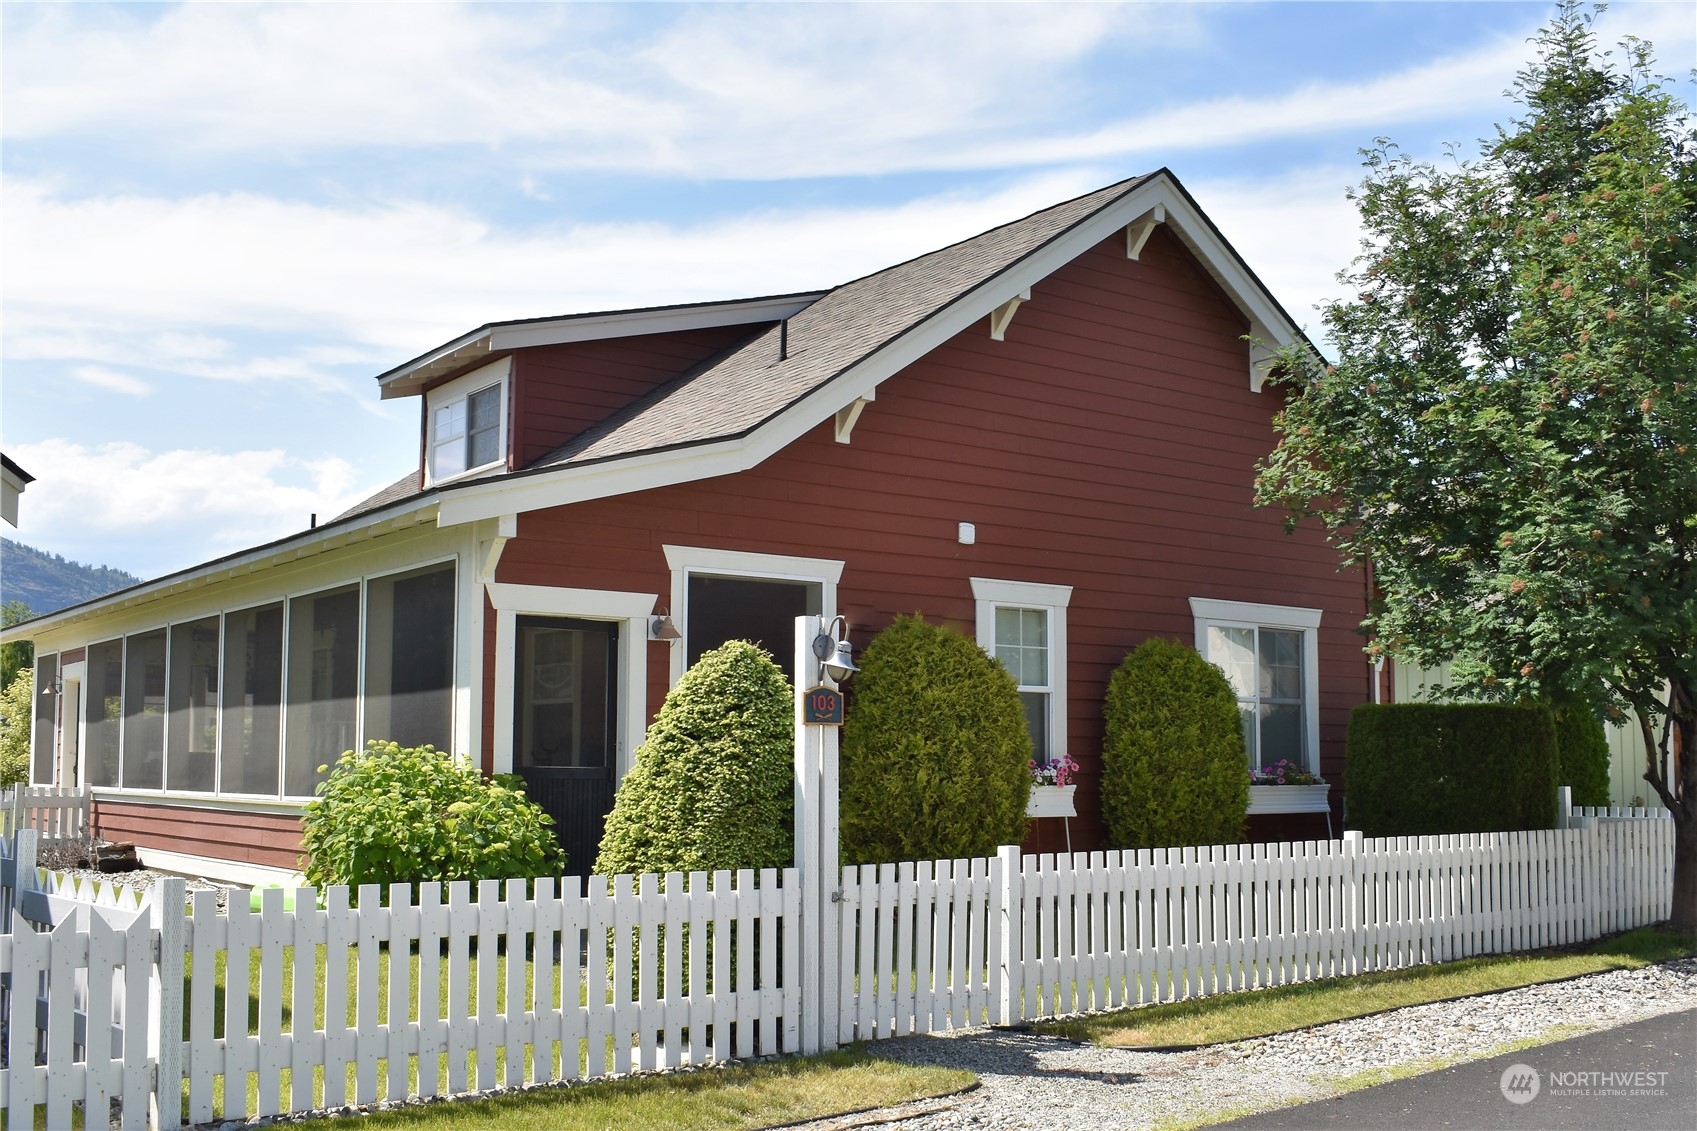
[595,640,794,878]
[1345,704,1558,836]
[1549,693,1611,808]
[1100,638,1249,850]
[840,615,1031,865]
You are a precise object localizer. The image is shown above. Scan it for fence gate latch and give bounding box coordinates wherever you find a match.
[830,889,847,903]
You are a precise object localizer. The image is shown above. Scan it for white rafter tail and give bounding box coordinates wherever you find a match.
[833,391,876,444]
[1125,203,1167,260]
[477,513,519,584]
[1248,321,1277,392]
[988,289,1031,342]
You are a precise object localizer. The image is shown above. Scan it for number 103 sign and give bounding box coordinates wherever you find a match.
[803,685,844,725]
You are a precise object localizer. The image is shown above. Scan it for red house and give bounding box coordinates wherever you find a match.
[7,171,1367,885]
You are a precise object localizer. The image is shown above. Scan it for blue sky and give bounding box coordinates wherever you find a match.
[2,1,1692,582]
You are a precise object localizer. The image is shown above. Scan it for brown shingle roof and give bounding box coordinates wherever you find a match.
[332,470,423,522]
[527,174,1154,470]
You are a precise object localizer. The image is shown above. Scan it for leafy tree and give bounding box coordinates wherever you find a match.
[595,640,794,878]
[1,601,33,692]
[0,669,33,786]
[840,615,1031,864]
[1256,4,1697,929]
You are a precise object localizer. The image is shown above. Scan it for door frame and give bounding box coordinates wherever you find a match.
[662,546,843,688]
[486,583,654,778]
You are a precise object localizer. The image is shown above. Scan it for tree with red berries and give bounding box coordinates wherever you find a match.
[1257,4,1697,930]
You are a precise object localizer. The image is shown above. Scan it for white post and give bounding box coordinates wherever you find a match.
[1342,829,1363,976]
[794,618,821,1046]
[150,876,186,1130]
[995,844,1021,1024]
[1557,785,1573,829]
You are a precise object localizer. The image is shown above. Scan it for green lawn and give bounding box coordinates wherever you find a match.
[1035,926,1696,1049]
[287,1048,973,1131]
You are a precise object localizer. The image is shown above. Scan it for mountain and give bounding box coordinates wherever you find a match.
[0,538,144,617]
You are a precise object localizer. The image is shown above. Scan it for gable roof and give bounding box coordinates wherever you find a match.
[431,168,1310,526]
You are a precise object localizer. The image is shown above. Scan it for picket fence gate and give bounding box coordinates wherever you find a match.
[0,811,1678,1129]
[0,785,92,845]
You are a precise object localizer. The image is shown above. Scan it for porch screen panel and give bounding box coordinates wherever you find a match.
[122,629,167,789]
[167,617,219,792]
[364,563,454,751]
[85,640,123,787]
[284,585,359,797]
[31,653,57,785]
[221,603,282,795]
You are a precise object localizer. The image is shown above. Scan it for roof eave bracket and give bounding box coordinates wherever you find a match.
[1125,204,1167,260]
[834,391,876,444]
[988,289,1031,342]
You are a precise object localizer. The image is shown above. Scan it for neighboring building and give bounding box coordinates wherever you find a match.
[1,454,33,528]
[1,171,1370,885]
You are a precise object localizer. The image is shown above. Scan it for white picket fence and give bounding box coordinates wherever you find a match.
[0,784,92,845]
[0,832,800,1129]
[0,810,1678,1129]
[834,817,1678,1038]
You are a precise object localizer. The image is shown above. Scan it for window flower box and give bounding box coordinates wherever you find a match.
[1027,784,1077,819]
[1246,782,1332,815]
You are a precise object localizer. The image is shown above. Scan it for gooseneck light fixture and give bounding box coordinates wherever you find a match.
[811,614,857,683]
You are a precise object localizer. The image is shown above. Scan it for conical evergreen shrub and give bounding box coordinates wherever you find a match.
[1101,637,1249,849]
[841,615,1031,865]
[595,639,794,877]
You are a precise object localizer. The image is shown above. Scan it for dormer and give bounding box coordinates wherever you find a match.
[378,292,823,482]
[425,358,510,486]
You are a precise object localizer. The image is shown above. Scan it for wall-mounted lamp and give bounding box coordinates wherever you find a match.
[40,676,62,697]
[810,614,858,683]
[649,613,682,642]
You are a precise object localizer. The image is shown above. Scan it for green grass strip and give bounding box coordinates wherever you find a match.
[286,1048,974,1131]
[1036,926,1696,1049]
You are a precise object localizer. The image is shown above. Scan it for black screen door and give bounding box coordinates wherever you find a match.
[514,616,618,879]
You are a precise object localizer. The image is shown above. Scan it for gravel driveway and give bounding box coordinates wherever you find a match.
[796,958,1697,1131]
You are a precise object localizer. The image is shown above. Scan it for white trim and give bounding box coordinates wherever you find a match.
[424,358,511,488]
[378,293,824,398]
[484,583,657,778]
[970,577,1073,762]
[432,172,1308,529]
[663,546,843,687]
[1189,596,1323,774]
[131,846,304,889]
[833,392,874,444]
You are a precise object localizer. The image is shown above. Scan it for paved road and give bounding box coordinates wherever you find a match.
[1213,1008,1696,1130]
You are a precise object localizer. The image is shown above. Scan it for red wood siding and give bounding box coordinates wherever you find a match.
[95,800,302,872]
[492,227,1369,852]
[510,326,758,469]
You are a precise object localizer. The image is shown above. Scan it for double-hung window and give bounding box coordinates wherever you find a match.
[972,579,1072,763]
[426,359,508,484]
[1189,598,1321,775]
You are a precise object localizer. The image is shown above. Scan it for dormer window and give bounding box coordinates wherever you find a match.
[425,358,509,484]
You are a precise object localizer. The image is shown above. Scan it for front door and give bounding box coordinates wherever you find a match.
[513,617,618,879]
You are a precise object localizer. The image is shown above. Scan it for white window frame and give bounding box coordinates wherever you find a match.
[425,357,510,486]
[663,546,843,687]
[1189,597,1322,774]
[971,578,1072,763]
[485,583,656,780]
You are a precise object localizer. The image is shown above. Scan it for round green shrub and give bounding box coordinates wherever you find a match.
[300,741,564,890]
[0,669,32,786]
[595,640,794,877]
[840,614,1031,865]
[1550,692,1611,807]
[1101,637,1249,849]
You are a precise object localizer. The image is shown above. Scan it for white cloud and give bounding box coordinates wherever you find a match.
[70,365,149,397]
[3,170,1110,376]
[5,3,1688,178]
[6,438,381,577]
